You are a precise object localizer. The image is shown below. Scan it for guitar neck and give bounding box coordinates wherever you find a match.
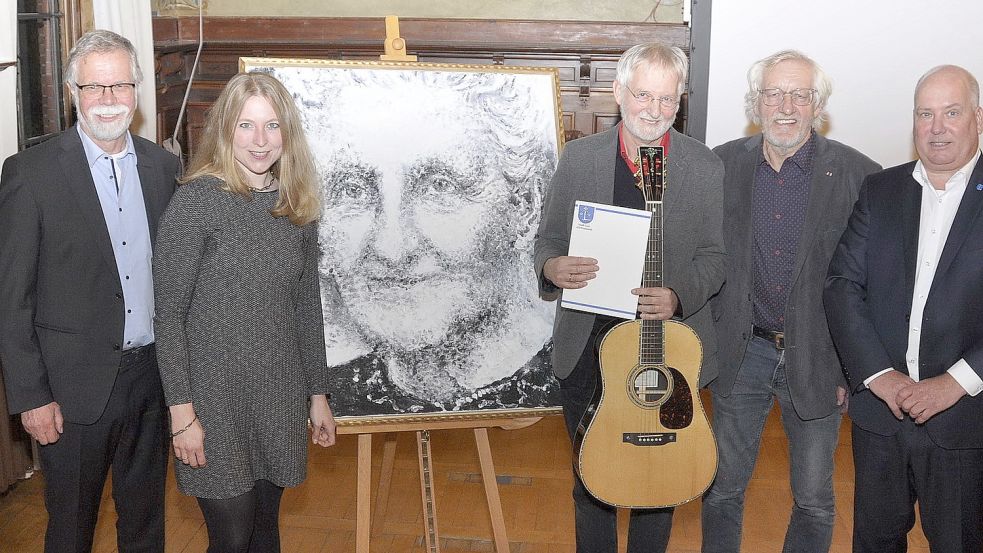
[640,201,664,366]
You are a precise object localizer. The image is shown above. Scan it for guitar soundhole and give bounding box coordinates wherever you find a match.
[629,366,673,408]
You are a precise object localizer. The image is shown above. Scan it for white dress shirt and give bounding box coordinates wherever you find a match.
[865,150,983,396]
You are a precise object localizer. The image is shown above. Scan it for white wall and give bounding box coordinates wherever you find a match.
[706,0,983,168]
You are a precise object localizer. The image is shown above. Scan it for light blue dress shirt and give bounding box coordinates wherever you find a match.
[78,126,155,349]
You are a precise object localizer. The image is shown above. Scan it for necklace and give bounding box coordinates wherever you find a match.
[250,173,277,192]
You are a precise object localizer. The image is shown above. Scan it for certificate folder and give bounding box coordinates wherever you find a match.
[560,201,651,319]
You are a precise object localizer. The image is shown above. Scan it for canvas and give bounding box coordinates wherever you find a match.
[240,57,564,424]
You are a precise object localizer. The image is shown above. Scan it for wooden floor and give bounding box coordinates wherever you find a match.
[0,395,930,552]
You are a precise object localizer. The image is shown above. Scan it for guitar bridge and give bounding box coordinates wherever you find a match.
[623,432,676,446]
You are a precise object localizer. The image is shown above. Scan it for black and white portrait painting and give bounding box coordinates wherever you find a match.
[241,58,563,422]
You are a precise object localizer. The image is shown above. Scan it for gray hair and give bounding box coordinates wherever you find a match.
[744,50,831,129]
[64,30,143,104]
[615,42,689,97]
[915,65,980,109]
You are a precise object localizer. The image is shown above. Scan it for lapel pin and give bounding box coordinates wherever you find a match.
[826,171,833,177]
[976,183,983,191]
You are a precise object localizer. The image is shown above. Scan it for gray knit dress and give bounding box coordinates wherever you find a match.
[153,176,330,499]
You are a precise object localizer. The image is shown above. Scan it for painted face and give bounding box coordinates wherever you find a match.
[614,63,680,146]
[317,85,521,350]
[74,50,137,147]
[913,69,983,178]
[755,59,818,152]
[232,95,283,187]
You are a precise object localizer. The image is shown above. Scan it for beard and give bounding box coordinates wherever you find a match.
[80,104,134,143]
[761,117,812,152]
[621,106,674,144]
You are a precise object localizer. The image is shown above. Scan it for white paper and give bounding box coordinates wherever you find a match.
[561,201,651,319]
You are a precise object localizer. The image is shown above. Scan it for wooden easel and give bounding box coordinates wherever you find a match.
[339,416,543,553]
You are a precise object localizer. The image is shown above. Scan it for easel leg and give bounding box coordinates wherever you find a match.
[372,433,398,536]
[474,428,510,553]
[417,430,440,553]
[356,434,372,553]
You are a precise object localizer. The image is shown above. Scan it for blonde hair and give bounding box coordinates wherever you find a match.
[182,72,320,226]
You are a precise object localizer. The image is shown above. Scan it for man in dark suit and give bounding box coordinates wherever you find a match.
[0,30,178,552]
[534,41,724,553]
[702,51,880,553]
[825,65,983,552]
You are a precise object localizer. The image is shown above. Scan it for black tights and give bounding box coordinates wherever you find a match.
[196,479,285,553]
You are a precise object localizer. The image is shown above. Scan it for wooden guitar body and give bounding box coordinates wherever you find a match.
[575,318,718,508]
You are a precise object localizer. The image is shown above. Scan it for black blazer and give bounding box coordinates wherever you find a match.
[710,134,880,420]
[824,160,983,448]
[0,127,178,424]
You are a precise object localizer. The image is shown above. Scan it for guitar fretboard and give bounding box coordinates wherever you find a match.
[638,146,665,367]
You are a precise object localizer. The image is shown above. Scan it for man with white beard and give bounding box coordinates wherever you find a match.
[0,30,178,552]
[701,50,880,553]
[535,41,724,553]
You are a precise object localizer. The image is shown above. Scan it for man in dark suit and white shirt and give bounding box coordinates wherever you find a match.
[0,30,178,551]
[702,50,880,553]
[825,65,983,552]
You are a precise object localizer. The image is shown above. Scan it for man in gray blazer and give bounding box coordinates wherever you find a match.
[534,41,724,553]
[701,50,880,553]
[0,31,177,551]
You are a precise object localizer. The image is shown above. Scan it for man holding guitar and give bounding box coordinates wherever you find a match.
[702,51,880,553]
[534,42,724,553]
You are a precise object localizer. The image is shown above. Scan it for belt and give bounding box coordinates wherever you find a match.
[121,343,155,362]
[752,326,785,350]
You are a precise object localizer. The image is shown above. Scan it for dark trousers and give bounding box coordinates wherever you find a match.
[37,345,169,553]
[852,421,983,553]
[559,336,674,553]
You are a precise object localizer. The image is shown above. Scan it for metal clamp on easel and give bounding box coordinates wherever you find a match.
[379,15,417,62]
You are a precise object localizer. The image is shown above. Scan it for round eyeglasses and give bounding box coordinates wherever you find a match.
[624,85,679,108]
[757,88,816,107]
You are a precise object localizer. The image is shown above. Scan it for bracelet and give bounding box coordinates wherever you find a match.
[170,415,197,438]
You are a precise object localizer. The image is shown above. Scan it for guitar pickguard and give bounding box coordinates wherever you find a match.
[660,366,694,429]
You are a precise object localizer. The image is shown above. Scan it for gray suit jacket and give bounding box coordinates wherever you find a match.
[0,127,179,423]
[709,133,880,420]
[534,125,725,383]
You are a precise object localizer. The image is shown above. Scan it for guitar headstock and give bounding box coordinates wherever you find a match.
[638,146,665,203]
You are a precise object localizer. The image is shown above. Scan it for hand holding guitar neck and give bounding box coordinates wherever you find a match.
[544,256,599,289]
[633,286,680,320]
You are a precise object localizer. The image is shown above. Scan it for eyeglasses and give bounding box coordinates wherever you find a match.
[757,88,817,107]
[624,85,680,108]
[75,82,136,98]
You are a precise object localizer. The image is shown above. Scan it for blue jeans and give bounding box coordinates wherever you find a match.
[701,336,840,553]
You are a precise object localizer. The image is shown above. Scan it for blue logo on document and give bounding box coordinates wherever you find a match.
[578,205,595,224]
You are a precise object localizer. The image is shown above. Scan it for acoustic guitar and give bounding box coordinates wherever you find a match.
[574,145,718,508]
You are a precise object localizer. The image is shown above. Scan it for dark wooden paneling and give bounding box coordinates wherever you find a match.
[153,16,690,156]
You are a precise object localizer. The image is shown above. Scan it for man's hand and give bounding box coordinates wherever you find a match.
[896,373,967,424]
[836,385,849,414]
[867,371,916,420]
[633,287,679,320]
[21,402,64,445]
[544,256,598,290]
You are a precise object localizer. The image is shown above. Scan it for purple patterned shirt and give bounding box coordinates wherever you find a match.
[751,133,816,332]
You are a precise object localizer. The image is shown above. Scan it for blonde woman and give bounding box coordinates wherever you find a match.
[153,72,335,552]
